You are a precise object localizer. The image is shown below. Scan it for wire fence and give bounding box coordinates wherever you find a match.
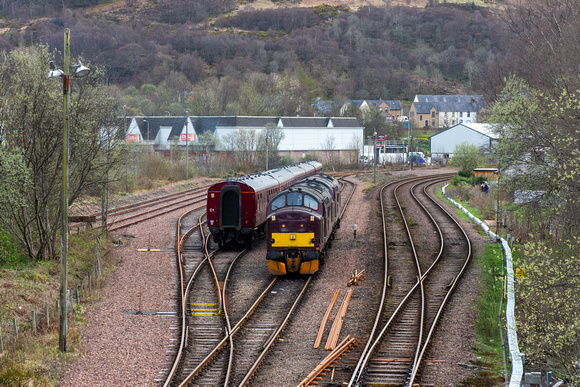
[0,236,104,353]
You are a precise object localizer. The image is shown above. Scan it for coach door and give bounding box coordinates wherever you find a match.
[221,186,242,230]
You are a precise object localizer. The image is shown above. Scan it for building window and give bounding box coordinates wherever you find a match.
[467,112,471,117]
[431,119,435,126]
[420,115,423,121]
[431,111,435,118]
[452,112,455,117]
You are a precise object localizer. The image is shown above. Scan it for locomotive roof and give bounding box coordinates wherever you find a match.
[303,174,340,193]
[272,176,333,204]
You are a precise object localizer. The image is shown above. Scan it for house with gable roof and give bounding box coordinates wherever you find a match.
[409,95,486,129]
[340,100,404,121]
[125,116,194,159]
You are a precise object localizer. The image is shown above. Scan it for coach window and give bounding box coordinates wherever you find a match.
[271,195,285,210]
[287,192,303,206]
[303,194,318,210]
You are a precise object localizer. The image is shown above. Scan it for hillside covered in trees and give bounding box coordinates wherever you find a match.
[0,0,506,116]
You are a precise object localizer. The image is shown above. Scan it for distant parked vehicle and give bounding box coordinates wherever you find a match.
[409,151,425,164]
[397,116,409,122]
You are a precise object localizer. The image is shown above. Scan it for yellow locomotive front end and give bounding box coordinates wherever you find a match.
[266,212,321,275]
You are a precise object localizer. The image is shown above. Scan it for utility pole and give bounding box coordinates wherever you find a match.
[49,28,90,352]
[59,28,71,353]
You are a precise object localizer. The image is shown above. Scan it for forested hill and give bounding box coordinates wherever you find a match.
[0,0,507,116]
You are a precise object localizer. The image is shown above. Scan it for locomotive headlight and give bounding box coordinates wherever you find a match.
[300,224,304,228]
[310,216,314,221]
[211,193,214,198]
[272,216,276,221]
[290,235,296,240]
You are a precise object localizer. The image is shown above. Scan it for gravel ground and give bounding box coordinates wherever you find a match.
[60,169,489,386]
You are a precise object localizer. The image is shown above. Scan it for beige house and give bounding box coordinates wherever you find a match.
[409,95,486,128]
[341,100,403,121]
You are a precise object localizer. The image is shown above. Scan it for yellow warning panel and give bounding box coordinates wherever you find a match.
[190,302,218,315]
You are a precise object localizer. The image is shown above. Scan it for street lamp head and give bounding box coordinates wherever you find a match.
[72,60,90,77]
[48,61,64,78]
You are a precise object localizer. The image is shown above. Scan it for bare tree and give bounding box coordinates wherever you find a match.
[256,123,285,170]
[321,135,339,171]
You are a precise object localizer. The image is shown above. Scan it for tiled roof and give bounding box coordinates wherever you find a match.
[413,95,486,113]
[188,116,362,132]
[137,116,186,140]
[351,99,403,110]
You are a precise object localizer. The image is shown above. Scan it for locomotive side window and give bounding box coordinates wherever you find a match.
[303,194,318,210]
[287,192,303,206]
[271,195,285,210]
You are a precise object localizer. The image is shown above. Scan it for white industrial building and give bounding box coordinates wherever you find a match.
[429,123,498,163]
[124,116,364,162]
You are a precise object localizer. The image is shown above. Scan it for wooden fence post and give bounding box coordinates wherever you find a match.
[32,310,37,334]
[95,238,102,276]
[46,304,50,329]
[12,318,17,339]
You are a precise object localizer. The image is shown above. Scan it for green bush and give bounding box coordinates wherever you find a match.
[450,175,472,186]
[0,229,27,267]
[472,175,487,186]
[458,169,472,178]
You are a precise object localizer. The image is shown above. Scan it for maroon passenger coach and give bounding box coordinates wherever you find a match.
[206,161,322,246]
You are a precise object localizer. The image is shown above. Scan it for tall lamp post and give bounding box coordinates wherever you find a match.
[49,28,90,352]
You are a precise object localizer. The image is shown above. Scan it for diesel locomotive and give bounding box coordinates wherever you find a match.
[266,173,341,275]
[206,161,322,246]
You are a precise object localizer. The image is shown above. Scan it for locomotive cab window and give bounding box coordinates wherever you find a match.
[287,192,303,206]
[271,195,285,210]
[304,194,318,210]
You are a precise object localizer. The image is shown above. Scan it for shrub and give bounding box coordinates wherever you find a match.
[450,175,472,186]
[472,175,487,186]
[0,229,27,267]
[139,155,172,180]
[445,183,472,202]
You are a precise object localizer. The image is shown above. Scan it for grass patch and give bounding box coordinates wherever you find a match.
[0,230,116,386]
[435,182,508,384]
[461,243,508,385]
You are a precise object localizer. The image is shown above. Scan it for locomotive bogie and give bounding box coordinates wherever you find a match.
[266,249,320,275]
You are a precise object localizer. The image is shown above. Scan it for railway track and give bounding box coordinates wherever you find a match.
[162,174,357,387]
[346,174,471,387]
[70,184,211,232]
